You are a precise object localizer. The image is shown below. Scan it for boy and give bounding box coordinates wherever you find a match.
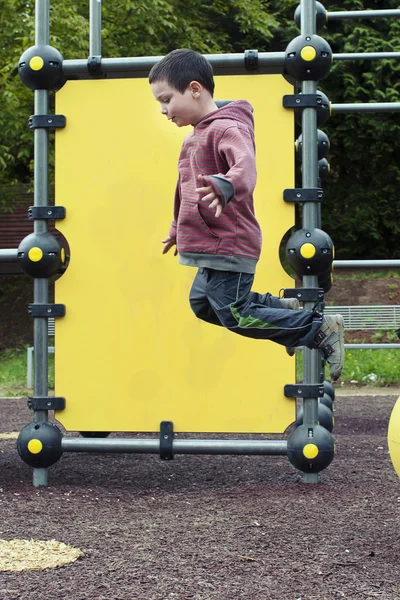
[149,49,344,381]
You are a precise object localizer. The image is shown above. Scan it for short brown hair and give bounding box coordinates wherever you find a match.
[149,49,215,97]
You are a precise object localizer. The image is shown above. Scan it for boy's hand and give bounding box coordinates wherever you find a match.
[162,235,177,255]
[196,175,223,218]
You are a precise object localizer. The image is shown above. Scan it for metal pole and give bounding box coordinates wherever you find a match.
[89,0,101,56]
[62,437,288,455]
[300,0,319,484]
[62,52,286,79]
[328,9,400,21]
[32,0,50,488]
[334,260,400,268]
[345,344,400,349]
[0,249,18,262]
[332,102,400,113]
[60,51,400,80]
[334,52,400,61]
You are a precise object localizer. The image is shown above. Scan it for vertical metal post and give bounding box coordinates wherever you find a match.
[300,0,319,484]
[90,0,102,56]
[32,0,51,487]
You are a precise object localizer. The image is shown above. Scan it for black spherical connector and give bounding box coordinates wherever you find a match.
[17,421,63,468]
[294,2,327,31]
[18,45,66,91]
[285,35,332,81]
[294,90,331,127]
[287,424,334,473]
[286,228,334,277]
[296,130,330,161]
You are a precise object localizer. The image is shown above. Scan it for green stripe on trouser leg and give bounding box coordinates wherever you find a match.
[230,303,279,329]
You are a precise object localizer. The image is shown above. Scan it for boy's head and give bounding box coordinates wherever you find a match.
[149,49,217,127]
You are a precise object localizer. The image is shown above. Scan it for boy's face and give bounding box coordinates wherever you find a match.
[151,80,201,127]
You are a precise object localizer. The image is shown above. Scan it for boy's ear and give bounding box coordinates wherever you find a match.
[189,80,202,98]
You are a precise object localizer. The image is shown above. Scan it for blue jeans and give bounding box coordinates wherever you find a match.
[189,268,322,348]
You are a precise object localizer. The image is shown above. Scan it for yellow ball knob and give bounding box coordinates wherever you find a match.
[28,247,43,262]
[27,439,43,454]
[29,56,44,71]
[300,46,317,61]
[303,443,319,460]
[300,243,316,259]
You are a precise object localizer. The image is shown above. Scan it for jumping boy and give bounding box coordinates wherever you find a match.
[149,49,344,381]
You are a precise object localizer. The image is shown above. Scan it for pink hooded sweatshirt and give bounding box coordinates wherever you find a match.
[170,100,262,274]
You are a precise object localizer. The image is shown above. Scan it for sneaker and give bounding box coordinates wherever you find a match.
[281,298,300,356]
[314,314,345,381]
[280,298,300,311]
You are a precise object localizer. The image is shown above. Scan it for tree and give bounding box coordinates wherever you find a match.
[267,0,400,259]
[0,0,277,192]
[1,0,399,258]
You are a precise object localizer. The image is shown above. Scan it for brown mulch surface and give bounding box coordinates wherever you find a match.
[0,393,399,599]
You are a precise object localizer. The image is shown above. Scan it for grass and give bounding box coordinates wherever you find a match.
[0,347,54,397]
[296,346,400,386]
[0,341,399,397]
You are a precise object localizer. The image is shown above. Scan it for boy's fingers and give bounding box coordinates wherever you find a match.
[201,193,216,203]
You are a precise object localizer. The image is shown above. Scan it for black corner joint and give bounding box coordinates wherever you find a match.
[244,49,258,71]
[283,94,323,110]
[160,421,174,461]
[284,188,324,203]
[29,115,66,130]
[87,55,103,76]
[28,396,66,411]
[284,384,324,399]
[283,288,324,303]
[28,303,66,318]
[28,206,66,220]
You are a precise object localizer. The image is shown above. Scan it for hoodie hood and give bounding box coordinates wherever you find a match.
[195,100,254,131]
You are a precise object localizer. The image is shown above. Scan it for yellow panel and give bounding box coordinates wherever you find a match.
[54,75,295,433]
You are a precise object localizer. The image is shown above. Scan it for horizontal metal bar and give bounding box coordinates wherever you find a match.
[345,344,400,349]
[62,438,288,455]
[61,50,400,80]
[328,10,400,20]
[334,52,400,61]
[332,102,400,113]
[62,52,286,79]
[333,260,400,268]
[0,249,18,263]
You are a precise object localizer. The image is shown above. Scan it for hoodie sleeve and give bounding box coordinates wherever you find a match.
[169,177,181,239]
[203,125,257,207]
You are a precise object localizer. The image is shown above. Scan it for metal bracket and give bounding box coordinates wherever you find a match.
[284,189,324,203]
[29,115,66,130]
[283,94,324,109]
[283,288,324,303]
[28,304,66,318]
[28,206,66,220]
[284,384,324,399]
[244,49,258,71]
[87,55,102,75]
[160,421,174,461]
[28,396,66,411]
